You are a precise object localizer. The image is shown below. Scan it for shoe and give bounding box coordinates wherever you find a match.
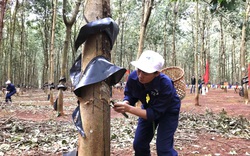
[6,100,11,104]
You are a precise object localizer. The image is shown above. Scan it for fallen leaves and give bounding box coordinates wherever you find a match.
[0,118,78,155]
[0,107,249,155]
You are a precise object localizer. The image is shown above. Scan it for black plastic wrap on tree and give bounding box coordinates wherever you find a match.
[69,17,126,145]
[74,17,119,51]
[70,55,126,97]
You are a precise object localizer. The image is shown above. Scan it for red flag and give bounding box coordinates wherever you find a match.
[248,63,250,85]
[203,60,209,84]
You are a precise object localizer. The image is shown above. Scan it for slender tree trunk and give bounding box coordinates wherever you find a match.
[194,0,200,106]
[117,0,123,66]
[0,0,7,84]
[118,16,125,66]
[57,48,61,83]
[172,1,178,66]
[222,32,226,83]
[200,11,206,77]
[20,3,24,86]
[31,50,37,87]
[110,0,121,65]
[40,4,50,95]
[50,0,57,79]
[218,15,225,85]
[137,0,145,59]
[72,24,77,70]
[206,15,211,86]
[163,8,168,67]
[231,38,235,84]
[240,2,249,104]
[57,0,81,116]
[219,16,227,92]
[137,0,153,59]
[191,16,195,80]
[48,0,58,105]
[17,0,26,89]
[0,0,7,43]
[8,0,19,81]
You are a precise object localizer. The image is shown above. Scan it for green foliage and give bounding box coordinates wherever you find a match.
[1,0,248,86]
[210,0,237,13]
[27,0,52,16]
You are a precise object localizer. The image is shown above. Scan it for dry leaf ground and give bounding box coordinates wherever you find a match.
[0,87,249,156]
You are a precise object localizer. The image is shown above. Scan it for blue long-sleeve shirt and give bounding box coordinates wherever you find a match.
[7,83,16,94]
[124,71,181,121]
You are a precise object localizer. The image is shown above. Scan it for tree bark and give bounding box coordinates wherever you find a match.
[194,0,200,106]
[8,0,19,80]
[163,8,168,67]
[19,0,25,86]
[0,0,7,84]
[172,1,178,66]
[49,0,57,105]
[40,3,50,93]
[56,0,81,115]
[137,0,153,59]
[231,38,235,84]
[77,0,111,155]
[240,2,249,104]
[0,0,7,42]
[220,16,226,83]
[200,11,206,77]
[117,0,123,66]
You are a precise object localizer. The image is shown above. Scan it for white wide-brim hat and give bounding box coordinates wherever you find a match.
[5,80,11,85]
[131,50,164,73]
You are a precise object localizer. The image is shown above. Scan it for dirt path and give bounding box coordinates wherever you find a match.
[181,88,250,120]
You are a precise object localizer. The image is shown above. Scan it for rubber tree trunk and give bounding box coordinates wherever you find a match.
[57,0,81,116]
[194,0,200,106]
[8,0,19,80]
[137,0,153,59]
[240,3,250,104]
[171,1,178,66]
[49,0,57,105]
[0,0,7,84]
[77,0,111,155]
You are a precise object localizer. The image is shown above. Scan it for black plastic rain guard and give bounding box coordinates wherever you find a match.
[74,17,119,51]
[72,103,85,137]
[70,54,82,88]
[69,17,126,151]
[71,55,126,97]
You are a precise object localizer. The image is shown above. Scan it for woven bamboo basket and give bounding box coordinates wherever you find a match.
[161,66,186,100]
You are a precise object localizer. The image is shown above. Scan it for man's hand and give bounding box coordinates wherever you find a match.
[113,101,129,114]
[110,101,129,118]
[114,100,147,120]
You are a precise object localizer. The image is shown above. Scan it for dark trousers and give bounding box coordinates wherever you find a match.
[190,85,195,93]
[133,112,179,156]
[198,84,202,94]
[6,91,16,102]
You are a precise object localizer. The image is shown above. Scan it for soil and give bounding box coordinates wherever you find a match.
[0,87,250,156]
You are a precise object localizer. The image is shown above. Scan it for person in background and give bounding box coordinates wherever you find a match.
[198,76,202,94]
[224,79,228,92]
[190,75,196,93]
[5,80,16,104]
[113,50,181,156]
